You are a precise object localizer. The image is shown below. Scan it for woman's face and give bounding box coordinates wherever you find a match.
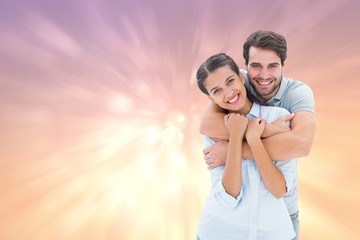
[205,66,247,113]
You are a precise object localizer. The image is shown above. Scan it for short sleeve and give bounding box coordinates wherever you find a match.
[287,83,315,113]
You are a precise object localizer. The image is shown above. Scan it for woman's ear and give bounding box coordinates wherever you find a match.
[207,95,215,103]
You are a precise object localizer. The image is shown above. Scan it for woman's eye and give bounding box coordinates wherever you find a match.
[227,79,234,84]
[213,89,220,94]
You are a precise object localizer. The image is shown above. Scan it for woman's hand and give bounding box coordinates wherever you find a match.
[246,118,266,142]
[224,113,248,138]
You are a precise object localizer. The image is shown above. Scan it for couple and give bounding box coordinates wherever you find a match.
[196,31,316,239]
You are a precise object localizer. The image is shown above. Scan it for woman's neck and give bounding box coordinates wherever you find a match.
[230,99,253,115]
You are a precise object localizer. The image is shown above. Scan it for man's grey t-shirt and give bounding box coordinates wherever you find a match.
[241,69,315,114]
[240,69,315,215]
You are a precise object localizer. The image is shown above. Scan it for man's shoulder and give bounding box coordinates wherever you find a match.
[282,76,314,97]
[280,76,315,113]
[283,76,311,90]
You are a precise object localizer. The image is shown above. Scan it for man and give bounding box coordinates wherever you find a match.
[200,30,316,240]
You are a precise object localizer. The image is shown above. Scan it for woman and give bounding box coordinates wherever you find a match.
[196,53,295,240]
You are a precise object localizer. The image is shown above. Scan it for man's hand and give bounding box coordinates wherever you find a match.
[203,141,228,170]
[261,113,294,138]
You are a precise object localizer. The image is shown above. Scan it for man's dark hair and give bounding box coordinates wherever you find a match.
[243,30,287,65]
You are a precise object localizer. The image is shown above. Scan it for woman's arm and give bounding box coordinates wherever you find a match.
[246,118,287,198]
[200,102,292,140]
[221,113,248,198]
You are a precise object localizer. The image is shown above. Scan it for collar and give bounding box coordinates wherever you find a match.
[241,69,289,103]
[247,102,261,119]
[271,76,289,101]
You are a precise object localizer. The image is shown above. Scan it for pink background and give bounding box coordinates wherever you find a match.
[1,0,359,239]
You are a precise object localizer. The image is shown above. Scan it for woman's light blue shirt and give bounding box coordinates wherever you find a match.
[197,103,296,240]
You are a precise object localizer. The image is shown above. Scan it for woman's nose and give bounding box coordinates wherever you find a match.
[224,88,234,98]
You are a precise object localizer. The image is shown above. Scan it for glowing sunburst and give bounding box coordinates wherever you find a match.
[1,1,360,240]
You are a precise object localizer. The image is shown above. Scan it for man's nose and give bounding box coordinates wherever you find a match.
[259,68,270,79]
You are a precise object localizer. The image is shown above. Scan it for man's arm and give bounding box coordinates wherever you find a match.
[200,102,229,140]
[259,110,316,160]
[202,110,316,168]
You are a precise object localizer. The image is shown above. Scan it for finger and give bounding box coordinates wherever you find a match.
[205,155,213,164]
[207,163,215,170]
[212,138,223,142]
[250,118,260,125]
[259,119,266,127]
[282,113,295,121]
[203,147,210,155]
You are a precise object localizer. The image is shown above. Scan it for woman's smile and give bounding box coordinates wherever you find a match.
[227,94,240,105]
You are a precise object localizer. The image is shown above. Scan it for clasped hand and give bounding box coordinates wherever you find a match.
[203,113,293,169]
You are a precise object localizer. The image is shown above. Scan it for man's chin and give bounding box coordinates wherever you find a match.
[255,90,270,97]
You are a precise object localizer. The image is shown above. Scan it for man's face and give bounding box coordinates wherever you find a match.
[246,46,284,102]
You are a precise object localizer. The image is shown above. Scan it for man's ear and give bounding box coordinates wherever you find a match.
[239,73,245,84]
[245,62,249,71]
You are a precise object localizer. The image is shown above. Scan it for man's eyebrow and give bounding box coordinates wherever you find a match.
[250,62,279,66]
